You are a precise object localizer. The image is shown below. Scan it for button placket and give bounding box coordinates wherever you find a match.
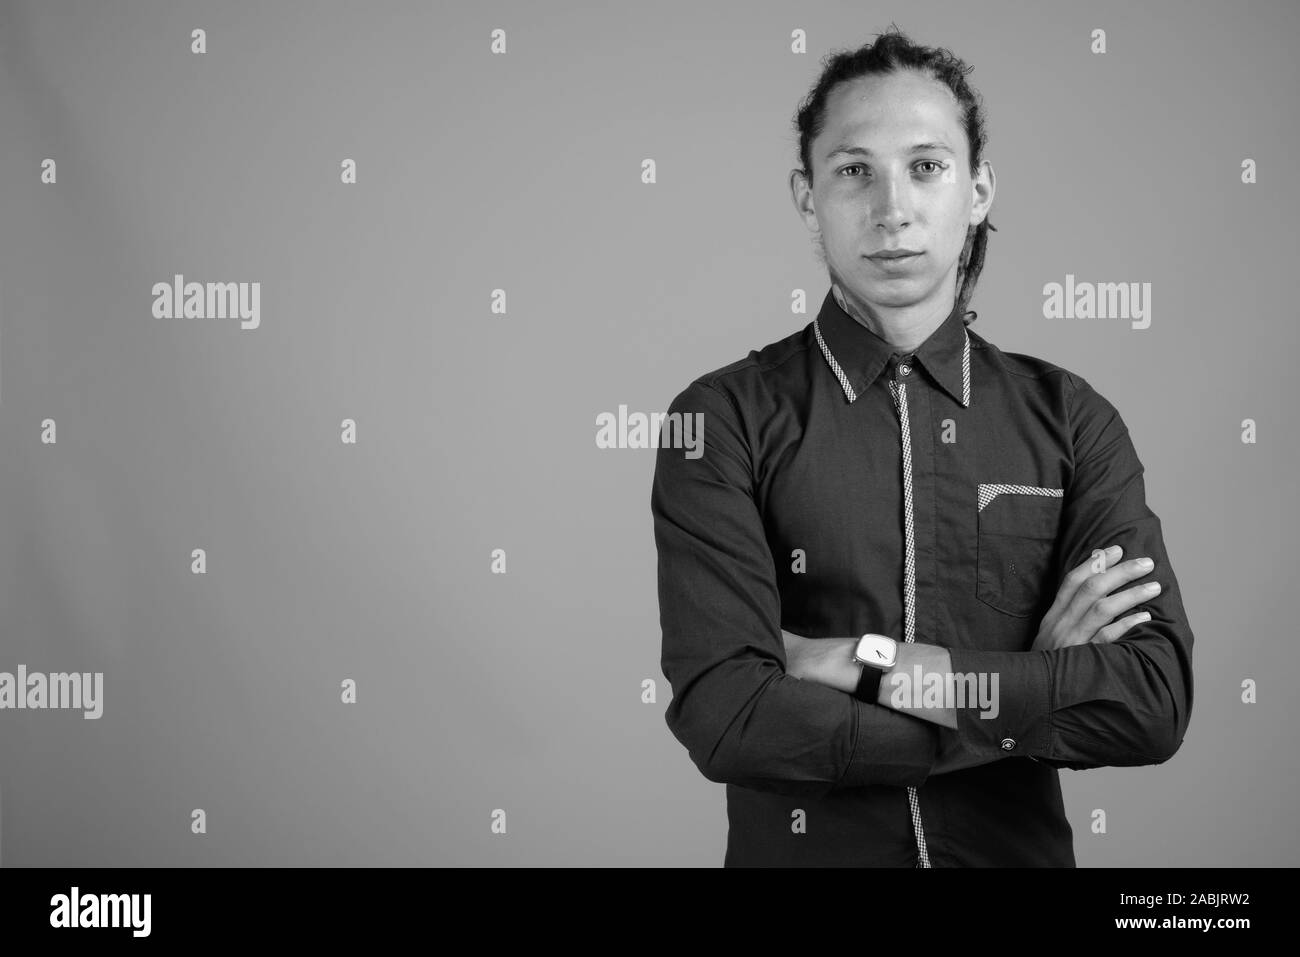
[888,377,932,869]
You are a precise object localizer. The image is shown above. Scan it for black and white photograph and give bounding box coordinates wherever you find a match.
[0,0,1291,941]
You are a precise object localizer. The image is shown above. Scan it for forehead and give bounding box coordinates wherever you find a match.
[817,70,964,156]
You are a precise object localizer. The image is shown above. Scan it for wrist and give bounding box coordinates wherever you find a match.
[812,637,862,694]
[853,660,883,702]
[876,643,959,729]
[850,632,898,701]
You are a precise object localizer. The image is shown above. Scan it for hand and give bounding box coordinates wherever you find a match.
[1032,545,1158,652]
[781,630,860,694]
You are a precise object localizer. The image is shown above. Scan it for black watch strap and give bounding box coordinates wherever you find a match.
[853,662,884,703]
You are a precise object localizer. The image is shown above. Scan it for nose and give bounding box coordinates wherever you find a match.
[872,170,912,232]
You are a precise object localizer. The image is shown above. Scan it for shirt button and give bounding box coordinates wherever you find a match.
[1000,738,1017,751]
[899,363,912,376]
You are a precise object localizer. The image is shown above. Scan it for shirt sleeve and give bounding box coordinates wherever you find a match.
[652,378,940,796]
[945,372,1195,770]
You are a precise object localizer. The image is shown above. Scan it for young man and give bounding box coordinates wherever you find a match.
[650,31,1194,867]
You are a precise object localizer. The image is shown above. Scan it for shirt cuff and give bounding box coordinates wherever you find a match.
[836,699,941,789]
[943,648,1052,760]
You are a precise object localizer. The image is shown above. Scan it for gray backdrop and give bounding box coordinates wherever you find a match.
[0,0,1295,866]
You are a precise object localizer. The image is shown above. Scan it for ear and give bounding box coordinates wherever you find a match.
[789,167,819,233]
[970,159,995,226]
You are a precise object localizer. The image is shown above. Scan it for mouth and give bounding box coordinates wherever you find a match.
[866,250,923,268]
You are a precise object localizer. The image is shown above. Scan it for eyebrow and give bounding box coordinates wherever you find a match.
[825,142,956,161]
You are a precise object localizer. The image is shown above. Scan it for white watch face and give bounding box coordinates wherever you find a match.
[855,633,897,668]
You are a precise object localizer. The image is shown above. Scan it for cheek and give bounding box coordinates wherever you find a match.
[932,200,972,252]
[821,215,857,250]
[937,192,971,230]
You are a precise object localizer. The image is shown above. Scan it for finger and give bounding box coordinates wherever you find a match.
[1090,580,1163,626]
[1084,545,1122,576]
[1096,555,1158,591]
[1068,556,1157,621]
[1047,546,1120,618]
[1088,546,1118,575]
[1061,545,1123,598]
[1091,611,1152,643]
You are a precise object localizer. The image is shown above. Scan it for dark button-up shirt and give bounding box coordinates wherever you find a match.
[651,287,1194,867]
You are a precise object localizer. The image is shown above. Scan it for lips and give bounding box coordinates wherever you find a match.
[867,250,923,270]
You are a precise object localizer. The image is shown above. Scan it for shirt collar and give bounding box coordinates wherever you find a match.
[812,284,972,407]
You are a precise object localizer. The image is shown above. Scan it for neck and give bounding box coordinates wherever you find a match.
[832,282,957,353]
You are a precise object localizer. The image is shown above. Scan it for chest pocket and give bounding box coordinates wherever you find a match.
[976,485,1064,618]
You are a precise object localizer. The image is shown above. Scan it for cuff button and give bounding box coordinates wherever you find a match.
[1000,738,1017,751]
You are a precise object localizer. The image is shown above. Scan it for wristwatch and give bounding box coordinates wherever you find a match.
[852,633,899,703]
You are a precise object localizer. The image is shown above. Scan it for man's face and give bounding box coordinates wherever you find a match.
[792,69,993,316]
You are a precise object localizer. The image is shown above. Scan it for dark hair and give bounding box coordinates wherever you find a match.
[794,26,996,324]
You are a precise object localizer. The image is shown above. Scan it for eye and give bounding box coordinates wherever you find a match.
[837,161,949,178]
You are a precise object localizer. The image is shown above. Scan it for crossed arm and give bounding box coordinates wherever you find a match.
[652,376,1194,796]
[781,542,1166,775]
